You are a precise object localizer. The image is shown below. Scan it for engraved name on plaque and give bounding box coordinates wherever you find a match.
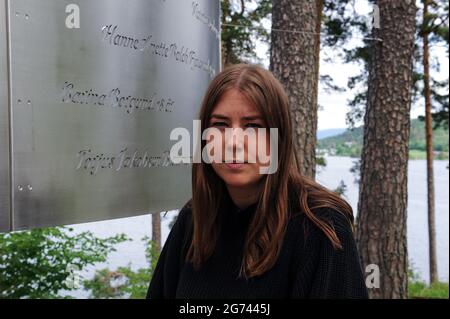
[0,0,220,231]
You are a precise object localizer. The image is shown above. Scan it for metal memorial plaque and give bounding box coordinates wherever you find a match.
[0,0,220,231]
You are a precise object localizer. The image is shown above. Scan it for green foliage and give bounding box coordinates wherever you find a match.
[409,281,449,299]
[409,149,428,159]
[320,0,373,128]
[318,118,449,159]
[221,0,271,65]
[322,0,449,130]
[316,156,327,167]
[83,236,160,299]
[317,126,363,157]
[408,265,449,299]
[333,180,348,197]
[415,0,449,130]
[0,227,128,298]
[349,159,361,185]
[410,115,449,152]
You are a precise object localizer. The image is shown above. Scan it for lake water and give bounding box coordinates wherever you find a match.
[69,156,449,297]
[316,156,449,284]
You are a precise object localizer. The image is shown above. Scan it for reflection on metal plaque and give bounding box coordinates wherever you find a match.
[0,0,220,232]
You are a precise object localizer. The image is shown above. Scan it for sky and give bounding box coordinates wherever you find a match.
[251,0,449,131]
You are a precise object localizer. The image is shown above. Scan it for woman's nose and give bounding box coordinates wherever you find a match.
[224,127,245,158]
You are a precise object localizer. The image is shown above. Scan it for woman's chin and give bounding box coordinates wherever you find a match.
[221,175,262,189]
[221,176,252,188]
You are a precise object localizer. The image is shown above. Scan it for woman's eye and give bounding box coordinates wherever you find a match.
[246,123,263,128]
[211,122,228,128]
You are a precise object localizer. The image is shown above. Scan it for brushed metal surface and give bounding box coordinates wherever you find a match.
[1,0,220,231]
[0,0,11,232]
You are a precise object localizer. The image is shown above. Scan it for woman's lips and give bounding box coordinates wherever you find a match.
[224,162,246,170]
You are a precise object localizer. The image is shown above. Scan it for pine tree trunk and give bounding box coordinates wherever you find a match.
[356,0,416,299]
[270,0,320,179]
[422,0,438,285]
[152,212,161,252]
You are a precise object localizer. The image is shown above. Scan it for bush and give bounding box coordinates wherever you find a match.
[83,236,160,299]
[0,227,128,298]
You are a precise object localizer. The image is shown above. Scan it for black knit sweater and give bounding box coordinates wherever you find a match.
[146,195,369,299]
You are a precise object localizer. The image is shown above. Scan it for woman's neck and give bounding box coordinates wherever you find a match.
[226,183,262,210]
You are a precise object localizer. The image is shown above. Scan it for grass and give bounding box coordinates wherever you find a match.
[408,265,449,299]
[409,281,449,299]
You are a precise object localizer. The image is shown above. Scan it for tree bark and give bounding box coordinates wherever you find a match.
[152,212,161,252]
[422,0,438,285]
[356,0,416,299]
[270,0,320,179]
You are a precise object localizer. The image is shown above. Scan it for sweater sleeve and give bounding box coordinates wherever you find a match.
[290,209,369,299]
[146,205,191,299]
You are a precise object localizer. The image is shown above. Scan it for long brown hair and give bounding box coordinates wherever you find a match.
[186,63,354,279]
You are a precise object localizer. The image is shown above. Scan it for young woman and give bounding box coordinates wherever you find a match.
[146,64,368,299]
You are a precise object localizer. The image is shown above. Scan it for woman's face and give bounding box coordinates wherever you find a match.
[207,89,270,189]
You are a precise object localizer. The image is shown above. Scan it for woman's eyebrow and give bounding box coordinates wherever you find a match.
[210,114,262,120]
[210,114,229,120]
[241,115,263,121]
